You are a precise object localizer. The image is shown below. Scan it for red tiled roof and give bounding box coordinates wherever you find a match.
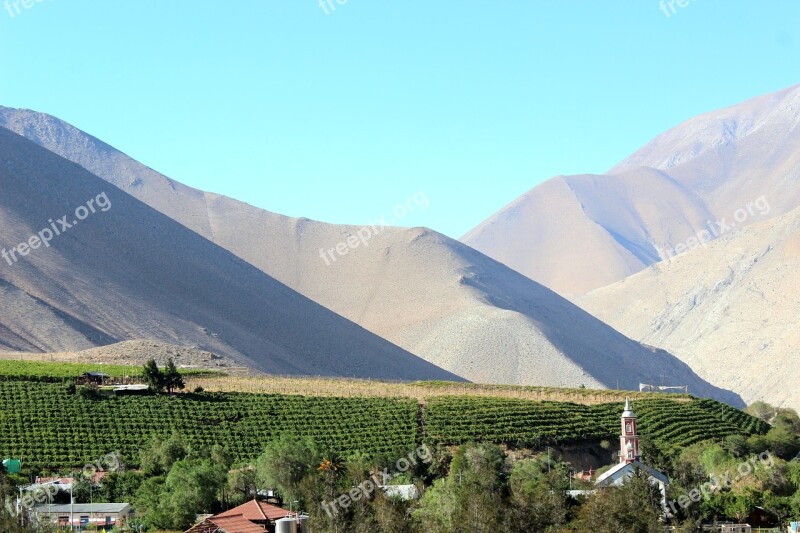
[209,515,266,533]
[185,514,266,533]
[214,499,295,522]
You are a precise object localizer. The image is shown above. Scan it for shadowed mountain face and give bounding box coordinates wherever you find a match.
[0,127,462,382]
[0,106,744,405]
[461,84,800,296]
[580,206,800,411]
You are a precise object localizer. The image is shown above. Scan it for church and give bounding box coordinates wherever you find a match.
[595,398,669,511]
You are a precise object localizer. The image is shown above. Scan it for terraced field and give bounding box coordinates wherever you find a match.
[424,397,770,452]
[0,364,770,470]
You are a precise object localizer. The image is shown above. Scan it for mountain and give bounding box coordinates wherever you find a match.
[462,84,800,295]
[0,126,461,382]
[0,106,742,404]
[580,205,800,410]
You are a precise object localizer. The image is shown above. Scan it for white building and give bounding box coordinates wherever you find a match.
[33,503,133,529]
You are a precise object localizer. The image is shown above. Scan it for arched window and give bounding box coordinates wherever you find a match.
[626,423,631,433]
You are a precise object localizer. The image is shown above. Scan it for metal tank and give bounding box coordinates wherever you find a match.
[296,514,310,533]
[275,516,298,533]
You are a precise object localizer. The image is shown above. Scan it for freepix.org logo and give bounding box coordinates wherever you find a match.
[4,0,52,19]
[2,192,112,267]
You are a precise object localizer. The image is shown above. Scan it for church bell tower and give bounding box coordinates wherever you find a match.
[620,398,640,464]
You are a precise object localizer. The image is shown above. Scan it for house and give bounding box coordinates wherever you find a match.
[186,499,306,533]
[595,399,670,511]
[33,503,133,528]
[76,372,110,385]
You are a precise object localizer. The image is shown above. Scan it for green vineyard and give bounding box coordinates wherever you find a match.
[0,373,770,471]
[0,360,213,382]
[424,396,770,452]
[0,381,419,470]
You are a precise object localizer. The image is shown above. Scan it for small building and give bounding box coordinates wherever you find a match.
[33,503,133,528]
[186,499,302,533]
[76,372,111,385]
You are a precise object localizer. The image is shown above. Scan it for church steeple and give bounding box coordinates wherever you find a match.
[620,397,640,464]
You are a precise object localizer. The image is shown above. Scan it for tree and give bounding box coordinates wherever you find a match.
[506,456,569,532]
[765,426,800,459]
[71,476,94,504]
[371,491,415,533]
[723,434,748,458]
[135,458,228,530]
[255,435,320,505]
[774,408,800,434]
[0,468,38,532]
[762,491,792,527]
[142,358,165,393]
[140,433,189,476]
[163,358,185,394]
[747,401,776,424]
[96,471,144,503]
[574,469,664,533]
[413,443,507,533]
[228,467,258,506]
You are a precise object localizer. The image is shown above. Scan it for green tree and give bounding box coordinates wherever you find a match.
[413,443,506,533]
[140,433,189,476]
[142,358,165,393]
[227,467,257,506]
[135,458,228,530]
[371,491,415,533]
[723,434,748,457]
[747,401,776,424]
[255,435,320,506]
[762,490,792,527]
[0,468,38,532]
[765,426,800,459]
[163,358,185,394]
[71,476,94,504]
[774,408,800,434]
[96,471,144,503]
[506,456,569,532]
[573,468,664,533]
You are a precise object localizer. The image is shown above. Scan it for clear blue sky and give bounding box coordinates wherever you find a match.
[1,1,798,238]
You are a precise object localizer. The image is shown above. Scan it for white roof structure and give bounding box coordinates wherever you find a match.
[596,460,669,487]
[381,484,420,501]
[34,503,132,514]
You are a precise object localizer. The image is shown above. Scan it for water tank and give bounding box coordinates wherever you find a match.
[2,459,21,474]
[275,517,298,533]
[297,514,310,533]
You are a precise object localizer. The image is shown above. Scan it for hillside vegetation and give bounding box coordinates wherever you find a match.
[0,364,769,471]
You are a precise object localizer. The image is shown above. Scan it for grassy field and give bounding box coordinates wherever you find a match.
[184,375,694,405]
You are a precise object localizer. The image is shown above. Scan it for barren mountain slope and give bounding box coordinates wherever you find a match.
[461,84,800,294]
[0,107,742,403]
[580,206,800,410]
[0,127,461,382]
[461,169,717,295]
